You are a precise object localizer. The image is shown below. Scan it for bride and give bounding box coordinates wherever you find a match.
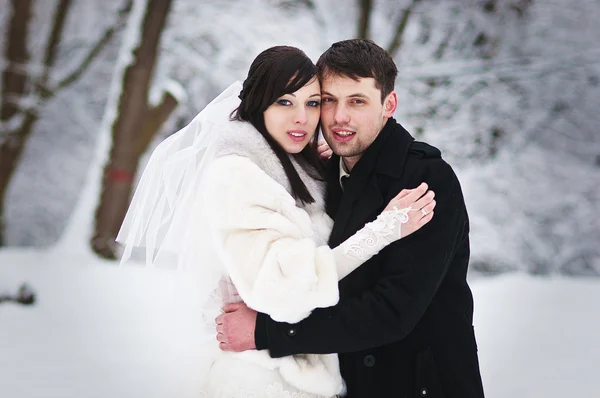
[117,46,435,397]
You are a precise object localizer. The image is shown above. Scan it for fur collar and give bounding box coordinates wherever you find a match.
[210,118,326,213]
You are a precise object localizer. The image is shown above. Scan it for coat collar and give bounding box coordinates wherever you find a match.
[337,117,414,194]
[374,118,414,179]
[326,118,415,245]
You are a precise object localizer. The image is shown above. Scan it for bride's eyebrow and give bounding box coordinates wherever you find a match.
[285,93,321,98]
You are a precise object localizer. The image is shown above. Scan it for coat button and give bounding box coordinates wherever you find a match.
[287,328,297,337]
[420,388,428,396]
[363,354,376,367]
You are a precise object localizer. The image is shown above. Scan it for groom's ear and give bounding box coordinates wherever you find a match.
[383,91,398,117]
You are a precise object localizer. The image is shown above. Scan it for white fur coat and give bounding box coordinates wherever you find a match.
[196,119,346,397]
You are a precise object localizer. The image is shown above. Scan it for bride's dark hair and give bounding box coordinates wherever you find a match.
[231,46,324,204]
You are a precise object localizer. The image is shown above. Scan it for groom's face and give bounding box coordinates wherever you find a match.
[320,74,396,168]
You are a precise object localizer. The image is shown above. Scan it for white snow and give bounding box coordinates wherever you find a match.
[0,114,24,135]
[0,249,210,398]
[473,274,600,397]
[1,248,599,398]
[149,78,188,107]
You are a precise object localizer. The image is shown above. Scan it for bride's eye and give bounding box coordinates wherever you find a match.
[277,99,292,106]
[307,100,321,108]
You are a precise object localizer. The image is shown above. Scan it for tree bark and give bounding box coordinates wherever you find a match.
[0,0,33,246]
[0,0,132,246]
[92,0,176,259]
[387,0,422,58]
[0,0,73,246]
[357,0,373,39]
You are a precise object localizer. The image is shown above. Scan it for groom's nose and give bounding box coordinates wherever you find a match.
[332,103,351,125]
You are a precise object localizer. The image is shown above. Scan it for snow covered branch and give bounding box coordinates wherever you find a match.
[55,0,134,93]
[387,0,422,58]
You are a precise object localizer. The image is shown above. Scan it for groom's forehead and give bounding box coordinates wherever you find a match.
[320,75,379,94]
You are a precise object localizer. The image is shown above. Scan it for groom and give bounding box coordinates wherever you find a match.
[217,39,485,398]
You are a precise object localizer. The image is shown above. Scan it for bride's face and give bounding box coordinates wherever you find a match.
[263,77,321,154]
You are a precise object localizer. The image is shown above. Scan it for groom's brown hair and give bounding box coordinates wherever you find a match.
[316,39,398,103]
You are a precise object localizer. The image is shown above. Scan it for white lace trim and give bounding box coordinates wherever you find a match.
[341,206,411,260]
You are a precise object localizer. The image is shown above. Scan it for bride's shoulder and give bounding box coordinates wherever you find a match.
[210,119,274,161]
[207,120,290,190]
[205,154,291,200]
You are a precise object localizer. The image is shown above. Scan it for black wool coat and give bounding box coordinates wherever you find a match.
[255,118,485,398]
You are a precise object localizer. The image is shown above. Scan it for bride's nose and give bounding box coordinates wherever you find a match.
[294,107,308,124]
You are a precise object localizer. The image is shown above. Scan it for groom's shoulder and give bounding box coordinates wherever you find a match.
[387,120,441,162]
[405,140,448,174]
[408,140,442,160]
[405,140,457,183]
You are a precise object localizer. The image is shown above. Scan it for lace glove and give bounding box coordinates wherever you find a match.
[219,275,242,304]
[332,206,412,280]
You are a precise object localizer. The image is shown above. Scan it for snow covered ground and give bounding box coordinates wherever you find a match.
[1,248,599,398]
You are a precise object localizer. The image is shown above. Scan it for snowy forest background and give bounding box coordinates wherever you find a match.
[1,0,600,397]
[2,0,599,275]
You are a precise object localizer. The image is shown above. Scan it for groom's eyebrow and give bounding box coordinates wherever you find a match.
[321,91,369,99]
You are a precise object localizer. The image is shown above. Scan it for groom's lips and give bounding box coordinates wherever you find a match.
[331,127,356,142]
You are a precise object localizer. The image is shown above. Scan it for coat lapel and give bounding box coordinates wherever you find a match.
[337,177,384,245]
[324,155,343,221]
[329,172,382,246]
[328,119,415,247]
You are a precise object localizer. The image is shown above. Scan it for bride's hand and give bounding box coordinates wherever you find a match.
[317,139,333,160]
[333,183,436,274]
[383,182,436,238]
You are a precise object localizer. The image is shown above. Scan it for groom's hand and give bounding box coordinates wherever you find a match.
[215,302,257,352]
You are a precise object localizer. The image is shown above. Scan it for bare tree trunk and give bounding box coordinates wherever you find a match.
[357,0,373,39]
[0,0,133,246]
[92,0,176,259]
[387,0,422,58]
[0,0,33,246]
[0,0,73,246]
[355,0,419,58]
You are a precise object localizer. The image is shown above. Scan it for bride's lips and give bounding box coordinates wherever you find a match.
[331,127,356,142]
[287,130,308,142]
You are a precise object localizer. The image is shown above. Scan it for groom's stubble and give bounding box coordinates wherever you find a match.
[319,74,397,171]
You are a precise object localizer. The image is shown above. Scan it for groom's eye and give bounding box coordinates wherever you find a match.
[322,97,334,103]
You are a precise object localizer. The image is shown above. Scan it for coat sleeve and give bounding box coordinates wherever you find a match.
[255,159,468,356]
[202,155,339,324]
